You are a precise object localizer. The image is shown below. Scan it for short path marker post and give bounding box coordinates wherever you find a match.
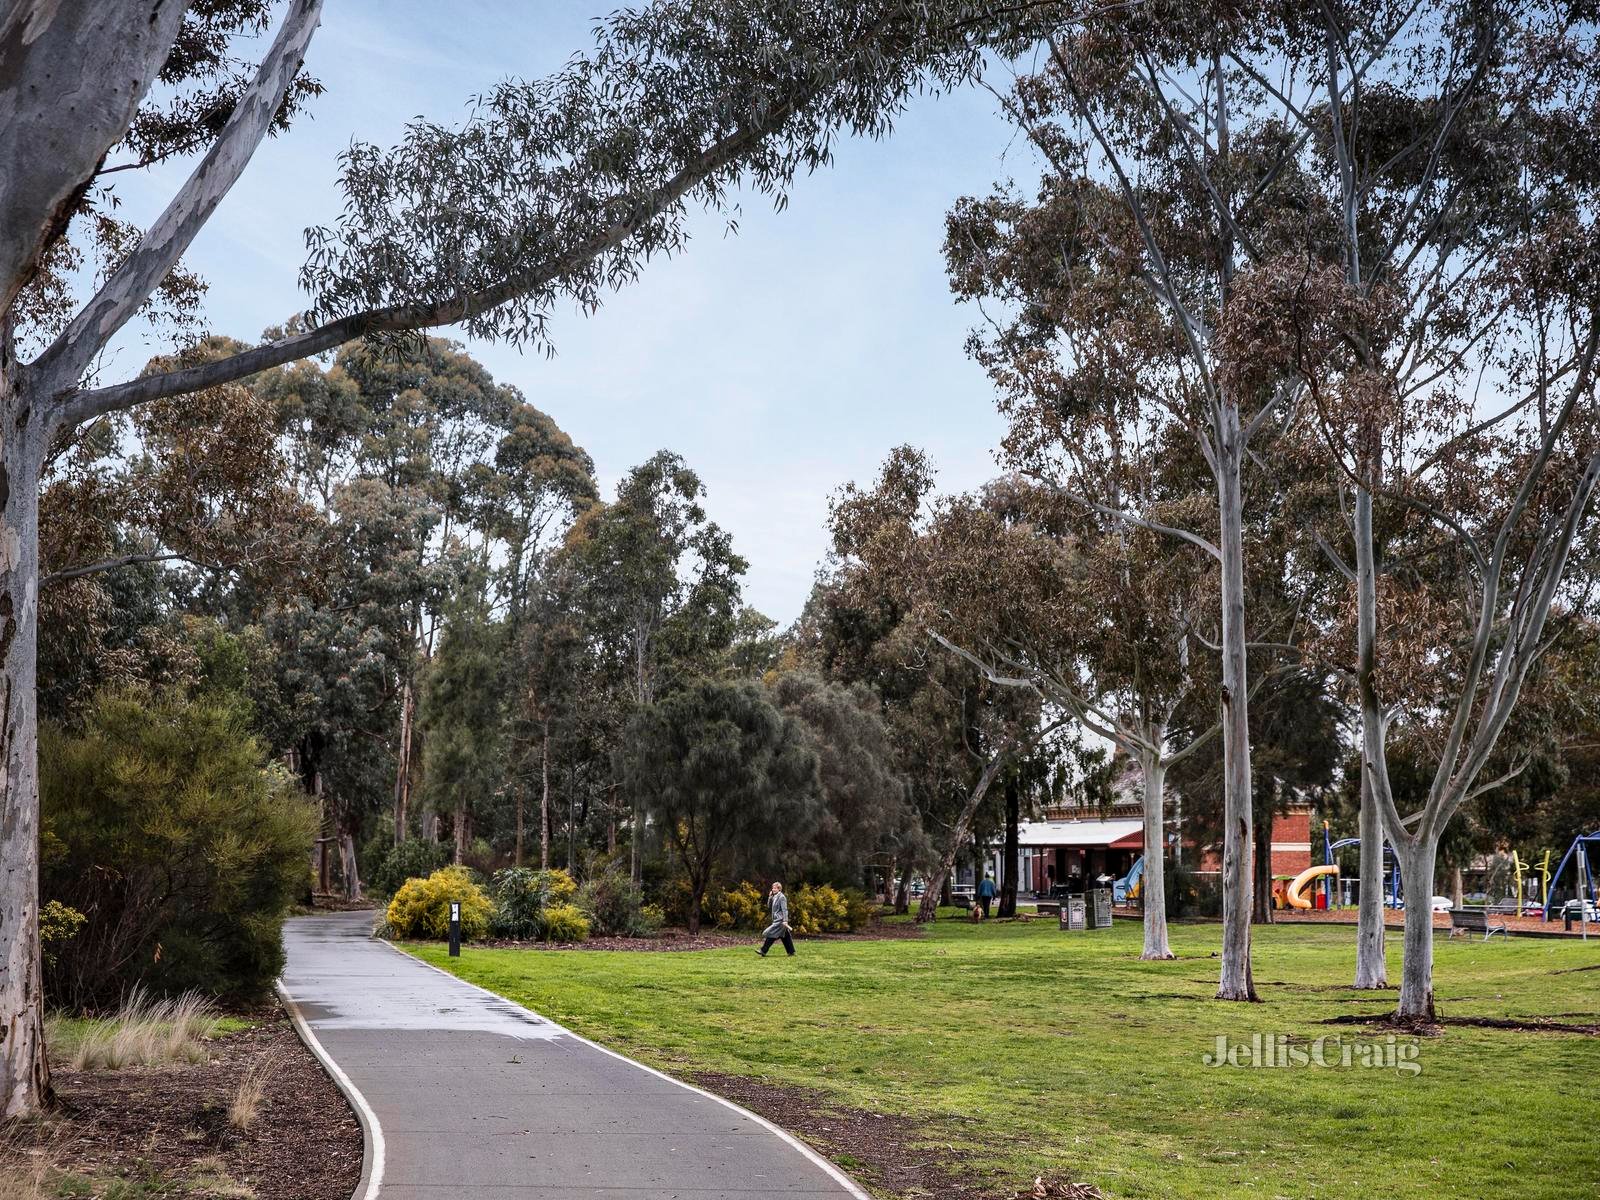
[449,901,461,957]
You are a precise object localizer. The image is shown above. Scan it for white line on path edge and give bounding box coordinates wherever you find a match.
[275,930,871,1200]
[379,937,874,1200]
[276,980,385,1200]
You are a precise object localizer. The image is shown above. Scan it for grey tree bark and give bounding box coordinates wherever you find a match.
[916,745,1015,923]
[392,678,414,847]
[0,334,46,1118]
[1353,765,1389,989]
[998,775,1020,919]
[1393,839,1438,1021]
[1137,751,1171,960]
[540,718,551,872]
[0,3,188,316]
[1214,412,1258,1001]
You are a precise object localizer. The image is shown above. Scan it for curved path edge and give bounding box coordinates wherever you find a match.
[383,937,871,1200]
[276,978,384,1200]
[277,910,868,1200]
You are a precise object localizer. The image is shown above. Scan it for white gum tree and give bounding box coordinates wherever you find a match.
[0,0,1064,1116]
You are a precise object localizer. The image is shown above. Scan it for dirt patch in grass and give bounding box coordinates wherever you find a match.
[689,1071,1098,1200]
[1323,1011,1600,1036]
[0,1008,361,1199]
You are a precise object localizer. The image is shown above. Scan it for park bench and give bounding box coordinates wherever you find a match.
[1448,908,1508,940]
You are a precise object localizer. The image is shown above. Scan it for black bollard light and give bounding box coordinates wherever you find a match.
[449,900,461,957]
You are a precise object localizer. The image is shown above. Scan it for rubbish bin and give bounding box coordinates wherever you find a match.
[1086,887,1113,929]
[1060,894,1087,931]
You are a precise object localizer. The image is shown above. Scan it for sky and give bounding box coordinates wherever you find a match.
[110,2,1038,626]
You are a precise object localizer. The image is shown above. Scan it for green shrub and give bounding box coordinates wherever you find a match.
[539,868,578,903]
[539,903,591,942]
[714,882,766,930]
[840,887,874,931]
[367,838,451,900]
[789,883,851,934]
[386,867,492,941]
[577,869,657,938]
[38,901,86,970]
[41,691,317,1007]
[489,867,581,939]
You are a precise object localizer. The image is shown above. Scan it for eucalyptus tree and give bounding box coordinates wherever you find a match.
[618,679,819,933]
[768,671,916,886]
[2,0,1067,1112]
[1229,0,1600,1021]
[825,449,1073,924]
[948,14,1334,998]
[557,452,747,881]
[847,443,1219,957]
[419,590,510,866]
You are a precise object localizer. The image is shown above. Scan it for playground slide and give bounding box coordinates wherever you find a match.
[1114,855,1145,904]
[1287,864,1339,909]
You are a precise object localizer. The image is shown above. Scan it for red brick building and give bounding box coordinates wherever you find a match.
[980,759,1314,894]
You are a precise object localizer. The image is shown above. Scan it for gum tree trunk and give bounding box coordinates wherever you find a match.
[1138,751,1172,960]
[0,358,46,1118]
[338,822,361,901]
[916,748,1011,923]
[540,719,551,871]
[1354,766,1389,988]
[1394,839,1438,1020]
[392,678,413,846]
[1214,409,1258,1000]
[1252,807,1274,925]
[999,775,1020,919]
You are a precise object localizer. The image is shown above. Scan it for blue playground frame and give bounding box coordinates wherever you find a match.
[1541,830,1600,920]
[1327,834,1403,907]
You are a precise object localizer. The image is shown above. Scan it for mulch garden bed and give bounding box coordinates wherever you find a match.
[1,1008,362,1199]
[689,1071,1102,1200]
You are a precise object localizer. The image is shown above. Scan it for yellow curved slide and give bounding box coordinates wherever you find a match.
[1287,864,1339,909]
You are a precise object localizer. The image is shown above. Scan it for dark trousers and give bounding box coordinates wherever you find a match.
[760,930,795,956]
[980,896,993,918]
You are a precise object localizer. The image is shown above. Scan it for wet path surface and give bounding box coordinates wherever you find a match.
[279,911,861,1199]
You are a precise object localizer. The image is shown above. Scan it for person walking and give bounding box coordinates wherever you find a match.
[758,881,795,956]
[978,871,998,919]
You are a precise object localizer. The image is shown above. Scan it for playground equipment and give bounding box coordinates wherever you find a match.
[1542,830,1600,930]
[1287,864,1339,909]
[1113,855,1145,904]
[1328,836,1403,907]
[1512,849,1552,915]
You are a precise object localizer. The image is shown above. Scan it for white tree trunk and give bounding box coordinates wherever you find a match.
[0,362,46,1117]
[339,828,361,902]
[392,678,413,846]
[1353,765,1388,989]
[1138,751,1172,960]
[1395,839,1438,1021]
[541,719,551,872]
[1214,410,1257,1000]
[0,3,188,314]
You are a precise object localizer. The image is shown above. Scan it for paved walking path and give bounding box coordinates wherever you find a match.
[279,911,863,1200]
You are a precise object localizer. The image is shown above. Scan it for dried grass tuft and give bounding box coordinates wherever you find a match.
[57,987,218,1070]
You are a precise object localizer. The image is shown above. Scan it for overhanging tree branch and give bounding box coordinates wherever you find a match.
[36,0,326,403]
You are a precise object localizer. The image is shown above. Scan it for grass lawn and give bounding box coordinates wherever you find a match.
[411,919,1600,1200]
